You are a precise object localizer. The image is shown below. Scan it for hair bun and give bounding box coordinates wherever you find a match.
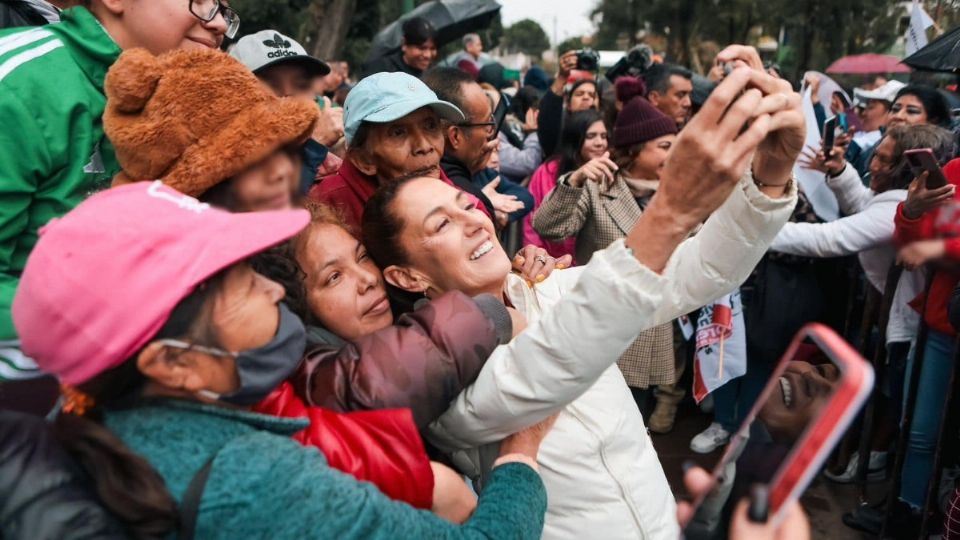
[105,49,163,114]
[615,76,647,104]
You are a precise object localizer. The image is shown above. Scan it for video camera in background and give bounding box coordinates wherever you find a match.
[604,44,655,83]
[574,48,600,72]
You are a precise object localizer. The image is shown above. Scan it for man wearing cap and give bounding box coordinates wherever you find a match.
[230,29,344,195]
[361,17,437,80]
[309,71,491,232]
[848,80,906,178]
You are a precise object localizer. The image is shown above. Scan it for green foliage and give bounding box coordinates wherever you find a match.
[589,0,912,80]
[229,0,311,38]
[557,36,587,55]
[501,19,551,55]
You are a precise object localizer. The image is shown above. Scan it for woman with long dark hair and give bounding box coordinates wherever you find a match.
[523,109,607,264]
[532,95,679,421]
[357,62,804,537]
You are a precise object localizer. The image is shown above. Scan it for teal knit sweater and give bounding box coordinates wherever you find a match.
[105,399,546,539]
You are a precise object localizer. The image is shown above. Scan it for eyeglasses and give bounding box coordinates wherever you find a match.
[189,0,241,39]
[457,117,497,141]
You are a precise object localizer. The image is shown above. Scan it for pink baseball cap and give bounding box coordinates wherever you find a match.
[12,181,309,385]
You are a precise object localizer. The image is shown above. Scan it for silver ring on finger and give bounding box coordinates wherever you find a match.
[535,255,548,264]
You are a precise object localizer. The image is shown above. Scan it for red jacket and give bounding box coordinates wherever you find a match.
[308,159,489,233]
[894,158,960,336]
[253,382,434,510]
[251,292,511,511]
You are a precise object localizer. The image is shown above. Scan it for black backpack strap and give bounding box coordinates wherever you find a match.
[179,452,217,540]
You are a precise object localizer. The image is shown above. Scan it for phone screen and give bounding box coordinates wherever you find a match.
[493,92,510,136]
[682,327,869,537]
[822,116,837,159]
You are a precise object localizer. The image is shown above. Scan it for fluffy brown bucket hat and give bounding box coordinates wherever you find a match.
[104,48,318,197]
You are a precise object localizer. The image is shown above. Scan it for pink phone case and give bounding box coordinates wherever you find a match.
[680,323,874,530]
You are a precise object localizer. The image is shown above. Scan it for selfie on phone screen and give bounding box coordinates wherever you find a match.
[683,325,872,538]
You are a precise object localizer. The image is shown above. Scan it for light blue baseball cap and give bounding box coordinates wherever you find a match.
[343,72,464,145]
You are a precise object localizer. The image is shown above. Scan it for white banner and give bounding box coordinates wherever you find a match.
[906,1,935,57]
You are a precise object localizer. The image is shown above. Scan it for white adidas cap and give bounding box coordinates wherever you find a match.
[230,30,330,77]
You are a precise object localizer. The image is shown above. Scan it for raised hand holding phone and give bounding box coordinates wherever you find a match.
[821,116,837,160]
[904,148,949,190]
[903,154,956,220]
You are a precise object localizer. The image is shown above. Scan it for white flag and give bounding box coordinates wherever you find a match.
[692,291,747,403]
[906,0,935,56]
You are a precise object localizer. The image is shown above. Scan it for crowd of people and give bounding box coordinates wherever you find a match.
[0,1,959,539]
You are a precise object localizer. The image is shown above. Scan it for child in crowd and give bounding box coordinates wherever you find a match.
[0,0,236,380]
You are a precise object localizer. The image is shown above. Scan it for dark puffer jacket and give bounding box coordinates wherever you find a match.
[291,292,512,431]
[0,410,127,539]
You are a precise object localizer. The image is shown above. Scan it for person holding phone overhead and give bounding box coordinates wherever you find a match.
[360,47,803,538]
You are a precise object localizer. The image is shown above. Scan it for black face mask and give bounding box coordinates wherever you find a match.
[161,303,306,406]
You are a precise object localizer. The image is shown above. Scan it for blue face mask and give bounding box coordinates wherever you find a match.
[158,303,306,406]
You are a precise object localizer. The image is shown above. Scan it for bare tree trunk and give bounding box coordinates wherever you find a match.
[306,0,357,60]
[797,0,816,78]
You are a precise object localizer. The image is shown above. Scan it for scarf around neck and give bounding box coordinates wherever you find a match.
[619,173,659,198]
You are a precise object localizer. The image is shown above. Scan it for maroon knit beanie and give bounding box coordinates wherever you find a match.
[612,96,677,148]
[615,76,646,104]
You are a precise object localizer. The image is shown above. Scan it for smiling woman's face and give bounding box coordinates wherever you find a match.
[758,360,840,443]
[296,223,393,340]
[384,177,512,298]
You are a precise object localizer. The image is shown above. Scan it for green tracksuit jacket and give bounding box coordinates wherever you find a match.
[0,7,120,378]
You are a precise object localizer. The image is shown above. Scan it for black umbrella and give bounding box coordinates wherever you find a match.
[903,25,960,73]
[365,0,501,64]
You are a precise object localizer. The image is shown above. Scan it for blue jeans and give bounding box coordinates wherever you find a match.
[900,330,956,508]
[713,358,774,433]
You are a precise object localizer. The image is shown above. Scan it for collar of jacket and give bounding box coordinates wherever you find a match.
[597,173,635,201]
[440,153,496,216]
[440,153,471,181]
[618,173,659,198]
[110,397,309,435]
[54,7,122,94]
[306,325,347,348]
[389,50,422,78]
[337,157,379,199]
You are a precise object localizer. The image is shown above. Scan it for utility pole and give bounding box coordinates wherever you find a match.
[554,16,558,55]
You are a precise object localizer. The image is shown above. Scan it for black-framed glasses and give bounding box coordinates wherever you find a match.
[457,118,497,140]
[189,0,241,39]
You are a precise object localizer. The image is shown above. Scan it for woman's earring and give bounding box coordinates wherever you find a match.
[421,281,435,299]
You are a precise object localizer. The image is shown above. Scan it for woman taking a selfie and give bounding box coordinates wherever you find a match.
[360,62,803,539]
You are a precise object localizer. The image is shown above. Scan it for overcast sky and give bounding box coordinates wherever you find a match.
[499,0,597,45]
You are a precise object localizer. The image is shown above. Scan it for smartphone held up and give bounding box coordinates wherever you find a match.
[822,116,837,160]
[680,324,874,537]
[904,148,949,190]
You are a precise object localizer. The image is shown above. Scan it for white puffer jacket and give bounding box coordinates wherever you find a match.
[428,173,797,540]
